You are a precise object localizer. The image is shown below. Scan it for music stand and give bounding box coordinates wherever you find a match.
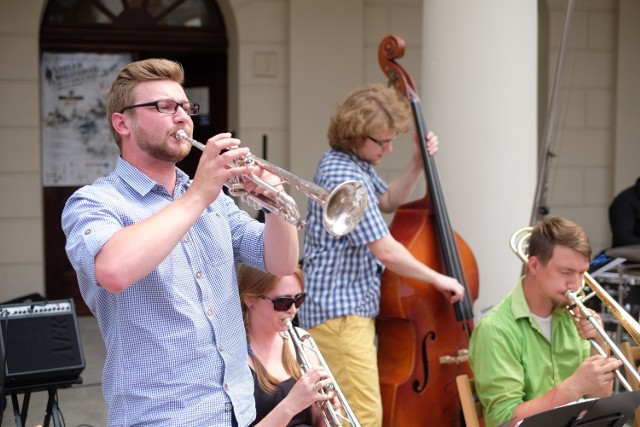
[516,390,640,427]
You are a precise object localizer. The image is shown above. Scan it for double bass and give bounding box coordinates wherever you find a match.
[376,35,480,426]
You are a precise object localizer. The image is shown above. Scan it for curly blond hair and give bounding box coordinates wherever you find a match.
[327,83,411,154]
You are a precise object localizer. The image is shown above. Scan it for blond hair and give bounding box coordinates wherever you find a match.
[106,58,185,149]
[327,83,411,155]
[237,264,304,394]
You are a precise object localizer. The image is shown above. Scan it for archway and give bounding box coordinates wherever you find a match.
[40,0,229,314]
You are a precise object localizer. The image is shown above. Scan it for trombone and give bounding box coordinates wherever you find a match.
[285,319,361,427]
[510,227,640,391]
[176,130,368,237]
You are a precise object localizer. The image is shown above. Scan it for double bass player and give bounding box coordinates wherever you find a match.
[298,83,465,426]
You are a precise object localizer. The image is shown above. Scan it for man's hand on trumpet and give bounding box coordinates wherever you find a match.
[240,162,287,200]
[188,131,251,204]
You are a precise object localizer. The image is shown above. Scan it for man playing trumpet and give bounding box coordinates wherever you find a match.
[469,216,623,427]
[62,58,299,426]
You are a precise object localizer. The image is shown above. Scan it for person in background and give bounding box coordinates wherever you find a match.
[298,83,465,426]
[469,216,622,427]
[608,176,640,248]
[62,58,299,426]
[237,264,337,427]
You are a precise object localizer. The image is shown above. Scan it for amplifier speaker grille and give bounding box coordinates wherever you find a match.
[0,299,85,388]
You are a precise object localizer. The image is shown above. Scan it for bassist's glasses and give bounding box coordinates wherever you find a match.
[367,135,393,149]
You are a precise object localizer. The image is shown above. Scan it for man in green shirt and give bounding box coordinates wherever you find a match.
[469,216,623,427]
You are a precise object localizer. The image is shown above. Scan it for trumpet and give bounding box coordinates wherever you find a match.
[510,226,640,391]
[285,319,361,427]
[176,130,368,237]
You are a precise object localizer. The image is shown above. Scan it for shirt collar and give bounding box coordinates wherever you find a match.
[334,149,375,174]
[511,278,531,320]
[511,277,564,322]
[114,156,190,196]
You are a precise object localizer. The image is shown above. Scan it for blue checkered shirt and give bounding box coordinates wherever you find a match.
[298,149,389,329]
[62,157,263,427]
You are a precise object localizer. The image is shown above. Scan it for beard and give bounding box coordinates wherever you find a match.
[133,122,191,163]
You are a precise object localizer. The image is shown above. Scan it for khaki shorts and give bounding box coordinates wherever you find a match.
[308,315,382,427]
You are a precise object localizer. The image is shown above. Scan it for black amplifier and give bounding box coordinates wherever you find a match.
[0,299,85,388]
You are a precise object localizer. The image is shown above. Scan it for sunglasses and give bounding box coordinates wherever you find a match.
[261,292,307,311]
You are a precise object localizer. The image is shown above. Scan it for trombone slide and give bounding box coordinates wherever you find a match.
[285,319,361,427]
[566,290,640,391]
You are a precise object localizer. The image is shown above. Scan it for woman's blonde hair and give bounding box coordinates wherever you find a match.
[237,264,304,393]
[327,83,411,155]
[106,58,185,150]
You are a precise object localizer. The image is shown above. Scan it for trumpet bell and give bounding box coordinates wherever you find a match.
[175,130,368,237]
[323,180,368,237]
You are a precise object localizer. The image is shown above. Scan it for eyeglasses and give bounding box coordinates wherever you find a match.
[120,100,200,116]
[261,292,307,311]
[367,135,394,148]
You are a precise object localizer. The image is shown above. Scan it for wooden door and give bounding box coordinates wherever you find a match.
[41,0,228,315]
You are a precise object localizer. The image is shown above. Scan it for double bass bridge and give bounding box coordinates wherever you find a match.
[439,349,470,365]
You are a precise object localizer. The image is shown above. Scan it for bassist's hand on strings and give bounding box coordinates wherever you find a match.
[431,272,465,303]
[410,130,439,164]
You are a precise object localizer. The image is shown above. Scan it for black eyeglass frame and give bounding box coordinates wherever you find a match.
[120,100,200,116]
[366,135,393,148]
[261,292,307,312]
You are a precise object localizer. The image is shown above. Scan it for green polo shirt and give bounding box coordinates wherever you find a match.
[469,280,590,427]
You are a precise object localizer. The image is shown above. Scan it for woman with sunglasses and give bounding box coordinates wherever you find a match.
[237,264,337,426]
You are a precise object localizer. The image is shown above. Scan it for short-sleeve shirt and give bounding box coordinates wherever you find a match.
[62,157,265,427]
[299,149,389,329]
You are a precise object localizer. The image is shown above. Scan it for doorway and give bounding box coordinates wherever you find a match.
[40,0,229,315]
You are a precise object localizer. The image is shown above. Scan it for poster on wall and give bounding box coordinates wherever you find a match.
[41,52,132,187]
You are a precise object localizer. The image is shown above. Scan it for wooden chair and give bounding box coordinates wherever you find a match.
[621,341,640,390]
[620,341,640,427]
[456,374,484,427]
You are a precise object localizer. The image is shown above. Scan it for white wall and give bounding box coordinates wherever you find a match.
[614,0,640,193]
[544,0,619,254]
[0,0,46,300]
[0,0,637,314]
[421,1,538,315]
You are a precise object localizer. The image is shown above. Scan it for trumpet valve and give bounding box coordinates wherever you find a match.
[228,186,246,197]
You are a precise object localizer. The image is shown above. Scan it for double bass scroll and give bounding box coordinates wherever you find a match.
[376,35,479,427]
